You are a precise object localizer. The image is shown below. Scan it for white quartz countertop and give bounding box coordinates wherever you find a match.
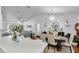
[0,36,47,53]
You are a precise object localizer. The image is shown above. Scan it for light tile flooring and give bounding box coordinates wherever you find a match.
[0,46,71,53]
[43,45,71,53]
[0,48,5,53]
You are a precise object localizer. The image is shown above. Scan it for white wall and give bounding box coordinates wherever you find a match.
[0,6,2,40]
[23,14,79,36]
[2,6,79,37]
[0,6,2,30]
[2,10,20,32]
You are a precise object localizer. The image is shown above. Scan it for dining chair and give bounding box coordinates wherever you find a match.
[65,33,71,42]
[61,36,72,53]
[46,34,57,53]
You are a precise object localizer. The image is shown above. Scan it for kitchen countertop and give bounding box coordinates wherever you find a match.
[0,35,47,53]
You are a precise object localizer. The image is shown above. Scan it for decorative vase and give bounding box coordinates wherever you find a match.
[16,36,21,42]
[72,42,78,46]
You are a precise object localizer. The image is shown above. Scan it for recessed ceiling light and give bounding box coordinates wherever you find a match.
[49,16,55,21]
[17,21,22,24]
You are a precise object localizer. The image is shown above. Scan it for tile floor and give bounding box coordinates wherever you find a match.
[43,45,71,53]
[0,48,5,53]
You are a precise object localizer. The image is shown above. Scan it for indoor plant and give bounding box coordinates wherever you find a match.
[73,35,79,47]
[12,24,21,41]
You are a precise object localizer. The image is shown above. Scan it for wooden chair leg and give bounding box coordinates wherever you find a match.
[48,45,49,50]
[62,45,72,53]
[70,47,72,53]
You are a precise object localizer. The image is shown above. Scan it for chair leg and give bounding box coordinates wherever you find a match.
[70,47,72,53]
[47,45,49,50]
[62,45,72,53]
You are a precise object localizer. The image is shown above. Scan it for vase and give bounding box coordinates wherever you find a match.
[72,42,78,46]
[16,35,23,42]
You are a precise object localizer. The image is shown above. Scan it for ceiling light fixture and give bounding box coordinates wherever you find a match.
[49,16,55,21]
[17,21,22,24]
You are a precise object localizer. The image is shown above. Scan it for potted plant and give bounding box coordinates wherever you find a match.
[73,35,79,47]
[72,23,79,47]
[12,24,22,41]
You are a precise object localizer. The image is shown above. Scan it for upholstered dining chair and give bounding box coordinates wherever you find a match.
[46,34,57,52]
[65,33,71,42]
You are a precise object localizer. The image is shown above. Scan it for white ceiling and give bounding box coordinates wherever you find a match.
[2,6,79,22]
[2,6,79,13]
